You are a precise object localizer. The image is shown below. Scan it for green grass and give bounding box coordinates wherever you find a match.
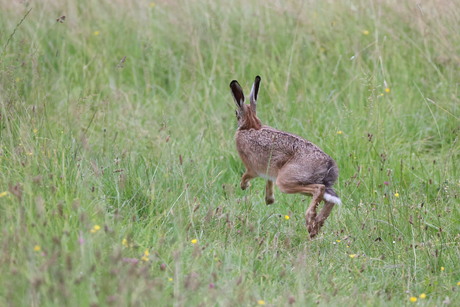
[1,0,459,306]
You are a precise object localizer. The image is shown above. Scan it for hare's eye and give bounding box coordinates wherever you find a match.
[235,111,241,120]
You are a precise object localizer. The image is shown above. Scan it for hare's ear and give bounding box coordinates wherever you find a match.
[230,80,245,109]
[249,75,261,112]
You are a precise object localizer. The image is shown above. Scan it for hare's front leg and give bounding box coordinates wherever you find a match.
[265,180,275,205]
[240,171,256,190]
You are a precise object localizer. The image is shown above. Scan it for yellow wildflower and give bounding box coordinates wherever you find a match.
[457,281,460,286]
[191,239,198,244]
[33,128,38,134]
[336,240,341,243]
[385,88,391,93]
[149,2,156,8]
[93,31,100,36]
[409,297,417,303]
[394,192,400,198]
[337,130,343,135]
[362,30,370,35]
[419,293,426,299]
[284,215,290,220]
[90,225,101,233]
[0,191,8,198]
[34,245,41,252]
[122,238,128,247]
[141,249,150,261]
[168,277,173,282]
[349,254,357,258]
[441,266,445,271]
[257,300,266,305]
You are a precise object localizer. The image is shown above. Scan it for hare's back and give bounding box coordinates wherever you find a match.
[236,126,336,183]
[246,126,323,151]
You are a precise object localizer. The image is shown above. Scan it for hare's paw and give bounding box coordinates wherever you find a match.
[309,228,319,239]
[305,210,318,238]
[307,222,319,238]
[265,196,275,205]
[241,181,250,190]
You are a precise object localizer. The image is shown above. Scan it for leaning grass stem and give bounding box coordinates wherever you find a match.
[2,7,32,54]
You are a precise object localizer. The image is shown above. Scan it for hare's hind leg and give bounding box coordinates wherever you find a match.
[276,174,325,238]
[265,180,275,205]
[316,201,335,230]
[302,184,325,238]
[313,188,340,234]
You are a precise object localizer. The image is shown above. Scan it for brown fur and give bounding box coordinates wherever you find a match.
[230,76,340,238]
[239,105,262,130]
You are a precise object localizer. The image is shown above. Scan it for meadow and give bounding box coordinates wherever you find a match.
[0,0,459,306]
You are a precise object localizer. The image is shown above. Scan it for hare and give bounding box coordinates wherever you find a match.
[230,76,340,238]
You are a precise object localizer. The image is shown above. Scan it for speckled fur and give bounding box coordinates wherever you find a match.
[230,76,340,238]
[236,126,338,186]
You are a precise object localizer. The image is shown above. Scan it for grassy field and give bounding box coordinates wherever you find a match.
[1,0,459,306]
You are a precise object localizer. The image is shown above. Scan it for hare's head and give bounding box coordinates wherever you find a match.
[230,76,262,130]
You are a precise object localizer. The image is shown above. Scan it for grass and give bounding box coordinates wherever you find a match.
[1,0,459,306]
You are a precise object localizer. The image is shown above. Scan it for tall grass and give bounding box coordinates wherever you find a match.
[1,0,459,306]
